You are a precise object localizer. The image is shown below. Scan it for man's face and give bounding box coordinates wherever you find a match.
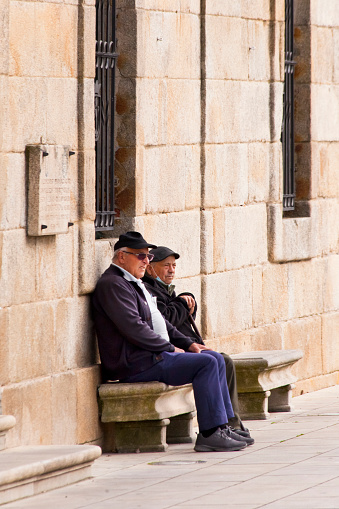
[118,247,150,279]
[152,255,177,285]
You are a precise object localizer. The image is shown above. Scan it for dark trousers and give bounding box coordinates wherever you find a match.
[220,353,241,429]
[123,350,234,432]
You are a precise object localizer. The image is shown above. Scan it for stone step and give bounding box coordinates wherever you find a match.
[0,416,16,452]
[0,444,101,506]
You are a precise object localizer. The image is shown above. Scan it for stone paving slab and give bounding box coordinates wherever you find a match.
[3,385,339,509]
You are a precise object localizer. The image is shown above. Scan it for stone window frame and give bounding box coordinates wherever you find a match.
[268,1,317,263]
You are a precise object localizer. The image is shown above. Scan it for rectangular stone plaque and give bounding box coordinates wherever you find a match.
[27,144,73,236]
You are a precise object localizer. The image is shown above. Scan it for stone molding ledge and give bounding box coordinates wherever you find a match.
[0,444,102,505]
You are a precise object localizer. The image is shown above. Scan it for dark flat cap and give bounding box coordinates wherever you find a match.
[149,246,180,262]
[114,231,157,250]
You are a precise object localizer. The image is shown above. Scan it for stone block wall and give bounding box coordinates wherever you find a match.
[0,0,338,448]
[0,0,102,447]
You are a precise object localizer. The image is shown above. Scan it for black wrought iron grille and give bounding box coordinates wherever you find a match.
[282,0,296,211]
[95,0,118,230]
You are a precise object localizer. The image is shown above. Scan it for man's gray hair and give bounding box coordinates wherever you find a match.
[112,248,124,262]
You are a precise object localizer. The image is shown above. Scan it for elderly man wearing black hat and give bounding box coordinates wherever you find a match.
[92,231,253,452]
[142,245,251,439]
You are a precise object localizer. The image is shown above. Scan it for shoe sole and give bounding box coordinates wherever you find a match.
[194,444,247,452]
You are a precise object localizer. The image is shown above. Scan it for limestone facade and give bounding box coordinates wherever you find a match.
[0,0,338,447]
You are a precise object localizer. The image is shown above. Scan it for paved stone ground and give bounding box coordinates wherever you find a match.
[4,385,339,508]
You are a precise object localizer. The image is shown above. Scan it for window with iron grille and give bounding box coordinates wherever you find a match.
[95,0,118,231]
[282,0,296,212]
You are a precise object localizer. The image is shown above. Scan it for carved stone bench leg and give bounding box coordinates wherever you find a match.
[238,390,271,420]
[113,419,170,453]
[166,412,196,444]
[268,384,295,412]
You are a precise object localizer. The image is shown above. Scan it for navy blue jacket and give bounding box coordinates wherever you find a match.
[92,265,194,381]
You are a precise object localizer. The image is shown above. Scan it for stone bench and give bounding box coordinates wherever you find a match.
[231,349,303,420]
[98,382,195,453]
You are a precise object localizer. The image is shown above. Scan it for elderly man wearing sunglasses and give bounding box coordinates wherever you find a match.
[92,231,252,452]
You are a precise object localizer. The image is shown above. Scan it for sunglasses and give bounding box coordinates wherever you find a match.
[121,251,155,262]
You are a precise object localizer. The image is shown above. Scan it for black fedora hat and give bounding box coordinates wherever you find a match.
[114,231,157,251]
[149,246,180,262]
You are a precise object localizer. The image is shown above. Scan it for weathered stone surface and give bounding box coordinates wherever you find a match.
[8,302,55,382]
[46,78,78,147]
[311,0,339,27]
[9,2,78,77]
[312,84,339,142]
[248,143,270,203]
[268,204,318,262]
[77,77,95,151]
[248,20,270,82]
[142,145,201,214]
[316,142,339,198]
[333,29,339,83]
[55,296,97,372]
[166,80,201,145]
[6,77,47,152]
[78,220,96,294]
[287,259,325,319]
[95,239,115,281]
[0,0,9,75]
[283,316,322,380]
[55,231,74,298]
[206,1,241,17]
[223,204,268,270]
[322,312,339,375]
[135,210,201,278]
[136,80,167,146]
[0,308,9,385]
[206,16,248,80]
[241,0,271,20]
[294,25,311,85]
[35,236,57,300]
[252,263,289,326]
[316,199,339,255]
[323,255,339,312]
[216,323,284,356]
[202,268,253,338]
[137,10,200,79]
[0,229,36,308]
[204,144,248,208]
[51,372,77,444]
[78,150,95,221]
[200,210,213,275]
[311,27,334,84]
[134,0,200,12]
[2,377,52,448]
[294,372,339,397]
[80,5,96,79]
[0,153,26,231]
[268,142,283,202]
[206,81,271,143]
[76,366,102,445]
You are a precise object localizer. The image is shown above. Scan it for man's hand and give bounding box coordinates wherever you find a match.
[188,343,213,353]
[180,295,195,315]
[174,347,185,353]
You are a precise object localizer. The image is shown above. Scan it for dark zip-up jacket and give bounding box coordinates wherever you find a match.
[92,265,194,381]
[142,274,203,345]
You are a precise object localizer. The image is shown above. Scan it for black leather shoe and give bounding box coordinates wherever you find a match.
[194,428,247,452]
